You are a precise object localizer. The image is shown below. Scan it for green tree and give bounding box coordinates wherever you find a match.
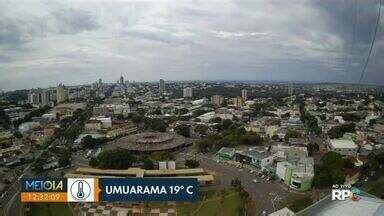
[221,119,233,131]
[82,135,105,149]
[240,132,263,145]
[175,124,190,137]
[97,149,136,169]
[271,134,280,141]
[145,118,167,132]
[307,142,319,156]
[89,157,99,167]
[194,124,209,136]
[284,128,301,141]
[192,109,208,118]
[313,152,346,188]
[141,158,155,170]
[328,123,356,139]
[150,151,174,161]
[13,131,23,138]
[185,159,200,168]
[58,150,71,167]
[281,112,291,119]
[0,108,11,129]
[176,108,189,115]
[341,113,361,122]
[150,107,162,115]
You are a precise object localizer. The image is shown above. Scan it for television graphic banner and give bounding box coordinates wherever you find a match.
[20,178,198,202]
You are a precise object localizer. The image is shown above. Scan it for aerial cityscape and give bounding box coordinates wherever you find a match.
[1,1,384,216]
[1,79,384,215]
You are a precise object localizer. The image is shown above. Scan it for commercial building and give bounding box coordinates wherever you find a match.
[276,157,314,191]
[65,167,214,186]
[159,79,165,95]
[196,111,215,123]
[192,98,208,106]
[328,138,358,156]
[211,95,224,107]
[241,89,248,101]
[84,120,103,131]
[53,103,86,118]
[120,75,124,85]
[232,96,244,108]
[234,148,275,171]
[89,116,112,129]
[28,89,52,106]
[216,147,236,161]
[183,87,193,98]
[57,84,69,103]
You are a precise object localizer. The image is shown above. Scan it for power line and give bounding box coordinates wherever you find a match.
[345,0,357,76]
[358,0,382,84]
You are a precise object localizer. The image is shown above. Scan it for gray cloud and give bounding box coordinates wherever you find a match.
[0,1,383,90]
[50,8,100,34]
[0,4,99,49]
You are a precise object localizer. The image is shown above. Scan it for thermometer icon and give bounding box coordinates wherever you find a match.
[70,180,91,201]
[77,181,85,199]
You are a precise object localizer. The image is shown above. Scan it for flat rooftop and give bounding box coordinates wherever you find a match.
[330,139,358,149]
[74,167,206,177]
[66,167,214,183]
[297,192,384,216]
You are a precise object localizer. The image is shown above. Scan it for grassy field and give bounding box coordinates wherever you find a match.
[26,203,73,216]
[177,189,243,216]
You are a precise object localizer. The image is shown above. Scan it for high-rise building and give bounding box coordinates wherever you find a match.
[241,89,248,101]
[120,76,124,85]
[183,87,193,98]
[211,95,224,107]
[41,90,50,106]
[57,84,69,103]
[28,90,38,105]
[28,89,51,106]
[159,79,165,95]
[233,96,244,108]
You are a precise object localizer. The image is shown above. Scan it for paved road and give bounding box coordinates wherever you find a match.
[1,140,62,215]
[181,153,290,215]
[1,164,32,216]
[1,118,81,216]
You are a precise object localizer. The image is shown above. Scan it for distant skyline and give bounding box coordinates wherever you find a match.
[1,0,384,91]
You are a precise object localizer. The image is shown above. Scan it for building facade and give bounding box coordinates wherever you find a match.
[183,87,193,98]
[276,157,314,191]
[159,79,165,95]
[57,84,69,104]
[241,89,248,101]
[211,95,224,107]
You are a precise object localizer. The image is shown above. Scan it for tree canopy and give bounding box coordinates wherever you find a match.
[95,149,136,169]
[175,124,190,137]
[313,152,346,188]
[185,159,200,168]
[328,123,356,139]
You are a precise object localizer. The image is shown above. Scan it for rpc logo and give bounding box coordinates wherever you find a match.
[331,187,361,201]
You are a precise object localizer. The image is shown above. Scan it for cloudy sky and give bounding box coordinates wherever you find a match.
[0,0,383,90]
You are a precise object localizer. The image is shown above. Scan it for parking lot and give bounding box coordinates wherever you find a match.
[178,152,290,215]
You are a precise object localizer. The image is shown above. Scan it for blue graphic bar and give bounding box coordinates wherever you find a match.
[99,178,199,202]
